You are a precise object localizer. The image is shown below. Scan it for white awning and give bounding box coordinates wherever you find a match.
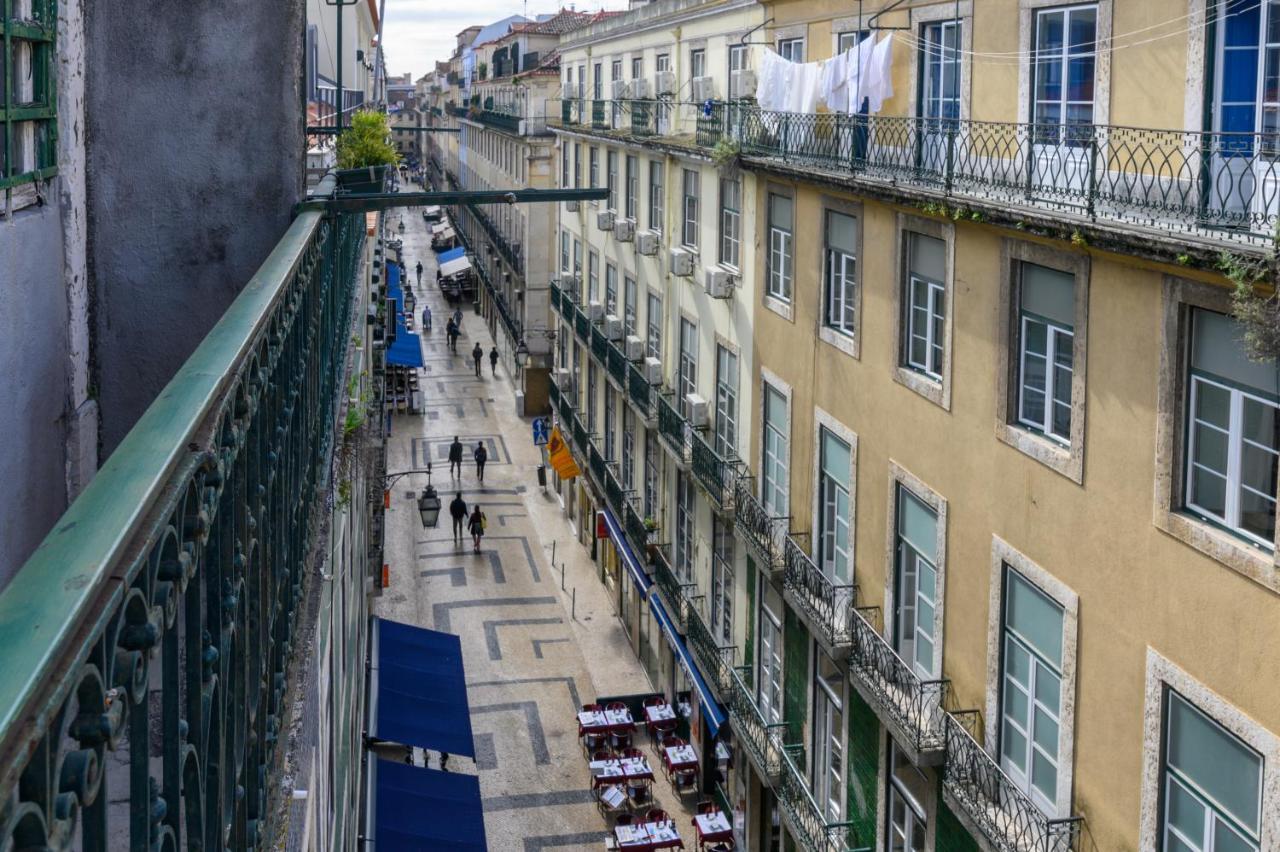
[439,256,473,278]
[431,222,451,235]
[425,205,442,215]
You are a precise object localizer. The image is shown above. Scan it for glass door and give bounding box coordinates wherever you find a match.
[918,20,961,180]
[1028,6,1097,199]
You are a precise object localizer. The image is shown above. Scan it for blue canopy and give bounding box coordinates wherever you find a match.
[371,618,476,757]
[373,759,488,850]
[383,265,423,367]
[649,596,727,737]
[603,509,650,594]
[438,246,466,263]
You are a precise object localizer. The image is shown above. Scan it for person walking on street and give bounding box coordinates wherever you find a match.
[453,307,463,331]
[472,343,483,377]
[489,346,499,376]
[446,319,458,353]
[468,505,486,553]
[474,441,488,483]
[415,260,423,285]
[422,304,432,332]
[448,436,464,479]
[449,492,468,544]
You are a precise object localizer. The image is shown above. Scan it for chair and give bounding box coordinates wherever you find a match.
[674,767,698,796]
[614,813,634,827]
[707,844,734,852]
[649,718,676,745]
[643,695,667,708]
[606,701,628,712]
[626,779,653,810]
[696,801,717,815]
[609,728,633,751]
[646,808,670,824]
[583,731,608,754]
[622,747,645,761]
[593,748,615,763]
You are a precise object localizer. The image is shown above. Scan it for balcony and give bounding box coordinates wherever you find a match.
[588,443,607,487]
[626,362,653,422]
[631,100,654,136]
[604,463,626,515]
[0,174,366,848]
[591,325,609,364]
[549,280,562,313]
[548,374,561,407]
[732,476,788,573]
[697,104,1280,248]
[942,714,1084,852]
[777,745,869,852]
[623,499,652,559]
[690,430,738,511]
[652,544,697,631]
[846,605,950,765]
[655,393,690,466]
[591,99,607,129]
[685,581,736,697]
[475,108,521,133]
[575,309,591,342]
[781,535,856,654]
[606,341,628,386]
[559,98,585,127]
[572,412,588,456]
[726,665,784,784]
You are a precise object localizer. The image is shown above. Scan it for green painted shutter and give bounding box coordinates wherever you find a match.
[935,776,981,852]
[783,607,810,749]
[845,690,880,846]
[744,556,757,668]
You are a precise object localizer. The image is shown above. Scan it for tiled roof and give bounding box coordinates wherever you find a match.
[512,8,618,35]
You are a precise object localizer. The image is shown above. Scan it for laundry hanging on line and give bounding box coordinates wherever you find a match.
[755,33,894,116]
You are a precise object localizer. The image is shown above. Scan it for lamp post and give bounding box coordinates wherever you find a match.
[383,463,440,527]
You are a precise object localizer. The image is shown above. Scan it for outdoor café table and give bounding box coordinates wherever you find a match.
[644,703,677,724]
[615,819,683,851]
[590,757,654,787]
[664,744,698,773]
[578,710,610,735]
[693,812,733,844]
[604,707,635,729]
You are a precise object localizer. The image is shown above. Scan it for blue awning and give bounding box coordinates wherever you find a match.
[649,595,727,738]
[370,618,476,757]
[372,758,488,850]
[602,509,650,594]
[386,332,424,367]
[438,246,466,263]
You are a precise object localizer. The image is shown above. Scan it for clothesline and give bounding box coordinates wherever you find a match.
[755,33,894,117]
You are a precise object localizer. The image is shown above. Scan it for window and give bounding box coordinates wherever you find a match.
[678,318,698,418]
[757,588,784,725]
[767,194,794,301]
[559,323,570,370]
[647,293,662,360]
[607,150,618,210]
[593,61,603,99]
[715,346,738,458]
[577,64,586,99]
[1017,262,1075,442]
[1184,308,1279,547]
[681,168,700,248]
[589,146,599,192]
[587,362,598,431]
[624,276,638,337]
[1031,5,1097,143]
[762,383,789,516]
[561,143,570,188]
[777,37,804,62]
[605,263,618,315]
[904,233,947,379]
[719,176,741,269]
[588,250,600,303]
[711,518,734,643]
[675,472,695,580]
[921,21,961,124]
[631,56,643,79]
[887,743,928,852]
[1000,568,1065,813]
[837,31,864,53]
[656,53,670,72]
[574,143,582,188]
[1160,691,1263,852]
[573,340,583,407]
[649,160,665,232]
[622,405,636,491]
[818,429,852,584]
[894,487,939,678]
[644,430,659,519]
[625,155,639,220]
[729,43,748,75]
[823,210,859,336]
[573,238,582,277]
[560,229,571,273]
[1213,0,1280,152]
[813,649,844,822]
[690,47,706,80]
[604,387,617,460]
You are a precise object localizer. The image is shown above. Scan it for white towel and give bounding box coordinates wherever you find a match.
[865,34,895,114]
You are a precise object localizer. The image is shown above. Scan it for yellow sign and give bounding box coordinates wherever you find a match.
[547,426,580,479]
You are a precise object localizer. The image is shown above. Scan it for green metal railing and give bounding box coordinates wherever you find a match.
[477,109,521,133]
[549,281,562,313]
[606,341,628,385]
[685,606,735,696]
[0,175,366,850]
[656,393,690,463]
[726,666,784,782]
[631,100,653,136]
[591,99,607,129]
[548,374,561,407]
[782,535,856,651]
[691,430,737,510]
[588,445,607,487]
[651,546,694,631]
[591,325,609,364]
[575,310,591,342]
[623,501,651,559]
[627,362,653,418]
[777,745,869,852]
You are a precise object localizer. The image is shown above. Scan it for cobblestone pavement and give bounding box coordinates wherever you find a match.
[373,198,695,851]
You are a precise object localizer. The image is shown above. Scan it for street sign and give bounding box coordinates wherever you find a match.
[532,417,550,446]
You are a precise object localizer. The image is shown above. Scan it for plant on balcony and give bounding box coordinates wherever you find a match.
[478,62,488,80]
[1218,250,1280,362]
[643,516,658,531]
[711,138,741,174]
[335,110,399,193]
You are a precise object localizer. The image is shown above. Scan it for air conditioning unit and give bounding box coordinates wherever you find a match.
[637,230,659,256]
[611,80,631,99]
[587,300,604,321]
[555,368,574,395]
[604,314,623,340]
[643,356,663,384]
[654,71,676,96]
[615,218,635,242]
[566,200,580,212]
[691,76,716,102]
[730,69,757,100]
[704,266,737,299]
[624,334,644,360]
[631,78,651,98]
[686,393,709,427]
[597,210,615,231]
[669,246,694,277]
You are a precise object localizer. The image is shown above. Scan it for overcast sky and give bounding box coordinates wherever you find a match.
[381,0,631,80]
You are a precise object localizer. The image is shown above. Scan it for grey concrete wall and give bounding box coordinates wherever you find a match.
[0,206,70,584]
[86,0,306,453]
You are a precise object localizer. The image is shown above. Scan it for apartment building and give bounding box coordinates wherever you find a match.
[550,1,1280,851]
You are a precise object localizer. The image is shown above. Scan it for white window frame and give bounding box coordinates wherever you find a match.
[762,379,790,518]
[646,292,662,360]
[690,47,706,80]
[679,317,698,418]
[887,741,929,852]
[767,193,794,302]
[757,591,784,725]
[894,486,940,679]
[823,209,859,337]
[1017,313,1074,443]
[812,648,846,823]
[622,403,636,491]
[624,275,638,338]
[606,262,618,316]
[1030,5,1098,140]
[778,37,805,62]
[604,386,617,460]
[606,149,618,211]
[719,175,741,270]
[715,344,739,459]
[818,429,853,585]
[711,517,735,644]
[626,154,639,220]
[649,160,665,233]
[682,167,700,249]
[675,471,696,581]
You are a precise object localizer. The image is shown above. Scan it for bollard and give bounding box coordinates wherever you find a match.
[571,587,576,621]
[551,540,557,568]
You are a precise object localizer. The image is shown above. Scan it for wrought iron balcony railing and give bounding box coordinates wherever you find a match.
[627,361,653,420]
[476,109,522,133]
[606,341,628,386]
[942,713,1084,852]
[604,463,626,514]
[591,99,608,129]
[631,100,654,136]
[846,604,950,763]
[726,666,784,783]
[733,476,788,572]
[623,499,652,560]
[696,103,1280,244]
[549,280,563,313]
[655,393,690,465]
[0,174,365,850]
[591,325,609,364]
[781,535,856,652]
[558,390,575,432]
[777,745,870,852]
[575,309,591,342]
[685,592,735,697]
[560,98,584,126]
[572,412,589,456]
[690,429,738,511]
[588,443,607,486]
[548,373,561,407]
[651,545,696,631]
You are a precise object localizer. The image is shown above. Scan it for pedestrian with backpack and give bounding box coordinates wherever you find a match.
[468,505,487,553]
[474,441,488,483]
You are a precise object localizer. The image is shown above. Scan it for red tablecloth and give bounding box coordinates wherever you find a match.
[615,819,683,850]
[591,757,655,788]
[663,744,698,773]
[693,812,733,843]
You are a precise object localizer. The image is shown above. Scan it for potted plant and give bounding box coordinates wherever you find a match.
[335,110,400,194]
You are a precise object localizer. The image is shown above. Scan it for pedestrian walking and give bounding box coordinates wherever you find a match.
[474,441,488,483]
[422,304,432,332]
[445,319,458,352]
[415,260,423,284]
[489,346,499,376]
[453,307,463,330]
[449,492,467,543]
[448,436,464,479]
[472,342,483,377]
[468,505,487,553]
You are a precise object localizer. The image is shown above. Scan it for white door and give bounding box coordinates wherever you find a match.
[1029,6,1097,199]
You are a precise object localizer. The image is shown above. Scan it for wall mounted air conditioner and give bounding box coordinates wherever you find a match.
[643,356,663,384]
[704,266,737,299]
[729,70,757,100]
[686,393,708,427]
[654,71,676,96]
[597,210,615,231]
[611,80,631,99]
[587,300,604,321]
[691,76,716,102]
[566,200,580,212]
[624,335,644,360]
[615,219,635,242]
[631,78,651,99]
[604,314,623,340]
[637,230,659,256]
[669,247,694,277]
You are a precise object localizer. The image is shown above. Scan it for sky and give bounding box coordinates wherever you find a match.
[380,0,630,80]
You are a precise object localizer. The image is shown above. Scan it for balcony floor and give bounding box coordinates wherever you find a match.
[376,204,696,849]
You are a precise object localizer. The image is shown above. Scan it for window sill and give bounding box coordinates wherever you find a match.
[818,326,859,360]
[1154,510,1279,594]
[893,366,950,411]
[763,295,793,322]
[994,421,1082,484]
[1,181,52,218]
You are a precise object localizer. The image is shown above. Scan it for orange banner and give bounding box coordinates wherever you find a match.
[547,426,580,479]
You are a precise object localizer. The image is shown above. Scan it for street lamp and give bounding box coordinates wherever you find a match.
[417,484,441,528]
[514,339,530,368]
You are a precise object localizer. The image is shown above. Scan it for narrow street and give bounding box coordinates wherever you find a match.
[374,196,695,850]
